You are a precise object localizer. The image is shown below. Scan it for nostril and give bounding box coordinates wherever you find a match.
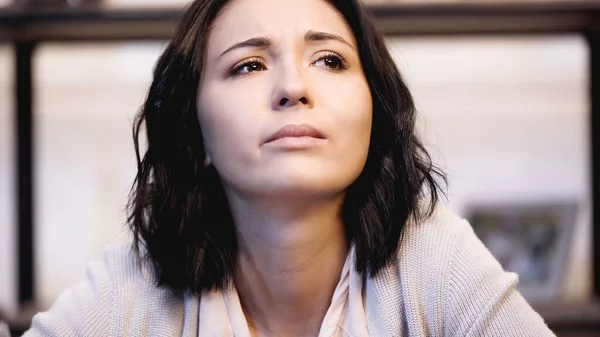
[299,97,308,104]
[279,98,289,106]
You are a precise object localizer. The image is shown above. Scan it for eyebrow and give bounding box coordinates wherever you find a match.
[218,30,356,59]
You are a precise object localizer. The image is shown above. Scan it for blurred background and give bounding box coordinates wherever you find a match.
[0,0,599,335]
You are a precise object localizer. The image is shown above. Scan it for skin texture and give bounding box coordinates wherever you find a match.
[197,0,372,335]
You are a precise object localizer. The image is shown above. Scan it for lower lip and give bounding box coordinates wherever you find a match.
[264,136,326,149]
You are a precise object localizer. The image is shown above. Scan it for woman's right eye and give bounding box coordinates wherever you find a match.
[229,59,267,77]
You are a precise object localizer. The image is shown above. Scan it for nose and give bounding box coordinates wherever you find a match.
[271,62,313,110]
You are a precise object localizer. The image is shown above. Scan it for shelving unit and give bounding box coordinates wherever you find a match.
[1,1,599,335]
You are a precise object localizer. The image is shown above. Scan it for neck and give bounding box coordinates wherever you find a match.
[229,194,349,337]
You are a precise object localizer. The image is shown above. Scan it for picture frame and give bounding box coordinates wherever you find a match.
[464,202,578,303]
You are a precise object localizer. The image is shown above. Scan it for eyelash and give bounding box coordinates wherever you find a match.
[228,52,349,77]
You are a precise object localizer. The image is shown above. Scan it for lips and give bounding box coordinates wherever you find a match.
[264,124,325,144]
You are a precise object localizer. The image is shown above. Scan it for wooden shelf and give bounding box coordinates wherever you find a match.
[535,300,600,332]
[0,0,599,42]
[369,1,600,35]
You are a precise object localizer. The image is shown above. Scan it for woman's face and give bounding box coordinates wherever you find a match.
[197,0,372,199]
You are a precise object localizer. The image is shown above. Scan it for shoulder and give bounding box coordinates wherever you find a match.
[26,243,198,336]
[365,202,473,335]
[99,243,199,334]
[83,242,161,304]
[398,201,513,289]
[402,201,470,246]
[396,201,509,299]
[366,202,494,334]
[398,201,473,270]
[371,202,554,336]
[396,200,514,293]
[102,242,158,289]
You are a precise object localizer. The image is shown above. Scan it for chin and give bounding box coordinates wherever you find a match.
[255,169,355,198]
[221,159,365,200]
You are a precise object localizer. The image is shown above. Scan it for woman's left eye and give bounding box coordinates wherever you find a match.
[313,53,349,71]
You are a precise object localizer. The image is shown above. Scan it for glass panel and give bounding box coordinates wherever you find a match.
[0,46,16,317]
[31,35,592,308]
[33,42,166,308]
[387,35,591,303]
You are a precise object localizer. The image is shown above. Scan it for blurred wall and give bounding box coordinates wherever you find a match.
[0,34,592,313]
[33,42,166,308]
[387,35,591,301]
[388,36,589,211]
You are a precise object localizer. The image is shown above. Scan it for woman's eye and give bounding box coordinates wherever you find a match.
[230,60,266,76]
[313,54,348,71]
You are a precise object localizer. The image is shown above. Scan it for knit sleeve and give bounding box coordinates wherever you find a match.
[445,218,556,337]
[22,247,120,337]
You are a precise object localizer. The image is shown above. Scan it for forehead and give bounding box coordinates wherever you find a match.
[206,0,356,58]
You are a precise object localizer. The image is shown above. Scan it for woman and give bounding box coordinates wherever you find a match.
[25,0,555,336]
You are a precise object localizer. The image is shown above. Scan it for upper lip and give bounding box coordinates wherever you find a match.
[264,124,326,144]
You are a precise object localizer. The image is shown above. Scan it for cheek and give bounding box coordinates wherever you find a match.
[318,79,371,191]
[334,81,372,156]
[196,84,265,170]
[197,99,227,156]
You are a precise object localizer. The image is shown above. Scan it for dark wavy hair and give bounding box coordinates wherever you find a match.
[127,0,446,293]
